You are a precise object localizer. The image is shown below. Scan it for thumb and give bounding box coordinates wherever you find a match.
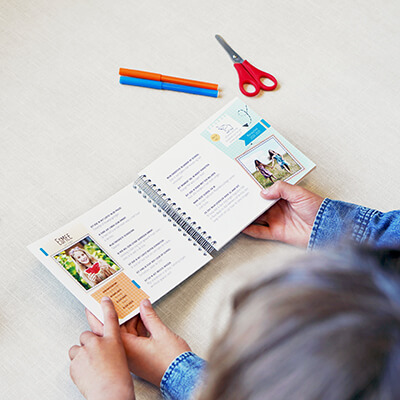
[242,224,274,240]
[260,181,302,202]
[139,299,165,337]
[101,297,121,338]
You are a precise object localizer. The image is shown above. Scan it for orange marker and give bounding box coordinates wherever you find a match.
[119,68,218,91]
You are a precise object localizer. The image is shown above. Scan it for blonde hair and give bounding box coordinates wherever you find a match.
[68,247,103,277]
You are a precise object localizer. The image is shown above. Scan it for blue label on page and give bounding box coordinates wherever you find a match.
[239,122,266,146]
[131,280,141,289]
[40,248,49,256]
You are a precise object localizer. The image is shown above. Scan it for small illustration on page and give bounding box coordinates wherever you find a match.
[54,236,120,290]
[237,104,253,127]
[207,114,249,147]
[236,136,303,189]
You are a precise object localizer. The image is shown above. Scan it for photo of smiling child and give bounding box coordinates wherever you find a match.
[54,236,119,290]
[236,136,302,188]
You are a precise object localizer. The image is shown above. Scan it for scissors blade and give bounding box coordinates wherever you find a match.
[215,34,244,64]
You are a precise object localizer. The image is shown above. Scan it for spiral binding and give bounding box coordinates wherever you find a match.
[134,175,217,256]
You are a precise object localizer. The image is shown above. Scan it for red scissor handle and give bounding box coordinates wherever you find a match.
[234,60,278,97]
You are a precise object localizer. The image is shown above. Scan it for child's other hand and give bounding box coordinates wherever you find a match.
[69,297,135,400]
[86,299,191,387]
[242,181,324,247]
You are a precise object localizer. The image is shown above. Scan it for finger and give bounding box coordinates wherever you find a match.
[139,299,165,337]
[85,308,104,336]
[80,330,96,346]
[137,318,149,337]
[124,315,148,337]
[69,345,81,360]
[261,181,305,202]
[242,224,273,240]
[121,332,147,357]
[101,297,121,338]
[123,315,139,336]
[248,213,269,226]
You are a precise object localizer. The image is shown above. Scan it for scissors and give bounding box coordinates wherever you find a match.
[215,34,278,97]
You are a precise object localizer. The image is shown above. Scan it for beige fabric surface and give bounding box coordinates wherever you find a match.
[1,0,400,399]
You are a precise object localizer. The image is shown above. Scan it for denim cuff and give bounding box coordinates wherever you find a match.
[308,198,378,250]
[160,351,206,400]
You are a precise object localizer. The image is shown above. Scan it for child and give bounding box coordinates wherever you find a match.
[254,159,277,184]
[69,182,400,400]
[268,149,291,172]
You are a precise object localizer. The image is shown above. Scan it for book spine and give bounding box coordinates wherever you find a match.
[134,176,217,256]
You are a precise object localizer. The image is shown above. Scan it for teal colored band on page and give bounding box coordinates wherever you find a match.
[40,248,48,256]
[261,119,271,128]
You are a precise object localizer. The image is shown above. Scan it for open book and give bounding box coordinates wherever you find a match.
[28,98,315,324]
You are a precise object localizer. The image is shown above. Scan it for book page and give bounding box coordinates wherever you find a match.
[28,185,211,324]
[140,98,315,250]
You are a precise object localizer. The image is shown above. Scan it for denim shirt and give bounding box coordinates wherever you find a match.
[308,199,400,250]
[160,199,400,400]
[160,352,206,400]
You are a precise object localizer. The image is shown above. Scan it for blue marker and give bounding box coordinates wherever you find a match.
[120,76,219,98]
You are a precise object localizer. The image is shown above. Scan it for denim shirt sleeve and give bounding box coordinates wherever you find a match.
[160,351,206,400]
[308,198,400,250]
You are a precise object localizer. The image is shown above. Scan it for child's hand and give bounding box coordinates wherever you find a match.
[86,299,191,387]
[87,272,99,283]
[242,181,324,247]
[69,297,135,400]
